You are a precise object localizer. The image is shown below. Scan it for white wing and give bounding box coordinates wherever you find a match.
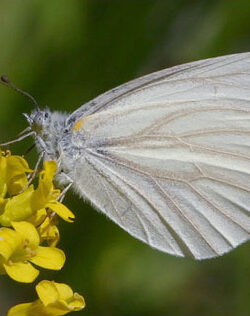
[69,53,250,259]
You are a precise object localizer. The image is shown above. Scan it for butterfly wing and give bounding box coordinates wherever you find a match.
[69,53,250,259]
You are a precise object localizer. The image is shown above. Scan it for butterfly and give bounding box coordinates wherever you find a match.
[1,52,250,260]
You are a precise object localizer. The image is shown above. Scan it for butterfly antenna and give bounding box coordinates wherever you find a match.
[0,75,39,109]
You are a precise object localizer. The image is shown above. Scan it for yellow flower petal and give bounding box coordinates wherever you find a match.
[44,301,74,315]
[0,197,8,215]
[29,246,65,270]
[6,155,32,175]
[0,152,7,198]
[4,261,39,283]
[0,186,35,226]
[32,161,57,210]
[28,208,47,226]
[36,280,59,306]
[54,283,73,301]
[42,161,57,183]
[0,151,32,198]
[38,217,60,247]
[6,155,32,196]
[68,293,86,310]
[12,221,40,248]
[47,201,75,223]
[47,225,60,247]
[7,301,47,316]
[0,228,21,261]
[51,189,61,200]
[7,174,28,197]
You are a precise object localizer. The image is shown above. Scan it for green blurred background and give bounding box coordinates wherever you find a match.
[0,0,250,315]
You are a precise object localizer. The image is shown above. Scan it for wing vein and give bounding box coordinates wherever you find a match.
[88,149,239,254]
[86,154,187,255]
[88,149,249,236]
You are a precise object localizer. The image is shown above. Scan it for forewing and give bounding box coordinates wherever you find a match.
[67,52,250,124]
[71,53,250,259]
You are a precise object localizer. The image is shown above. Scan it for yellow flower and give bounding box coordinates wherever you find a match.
[38,217,60,247]
[0,186,36,226]
[0,149,35,225]
[0,221,65,283]
[0,159,75,226]
[33,161,75,223]
[29,209,60,247]
[0,150,32,198]
[0,150,33,220]
[7,280,85,316]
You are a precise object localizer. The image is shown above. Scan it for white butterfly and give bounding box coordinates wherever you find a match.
[2,52,250,260]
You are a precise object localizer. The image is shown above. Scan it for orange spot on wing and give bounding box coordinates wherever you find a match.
[73,116,92,131]
[73,119,84,131]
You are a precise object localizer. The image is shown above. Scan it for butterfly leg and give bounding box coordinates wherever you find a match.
[0,130,35,146]
[55,172,74,202]
[19,150,45,194]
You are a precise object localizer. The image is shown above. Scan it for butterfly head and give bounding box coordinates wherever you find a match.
[24,108,51,135]
[24,108,68,160]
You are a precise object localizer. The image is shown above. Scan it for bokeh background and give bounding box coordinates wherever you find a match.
[0,1,250,315]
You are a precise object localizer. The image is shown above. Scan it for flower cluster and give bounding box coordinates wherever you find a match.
[0,150,85,315]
